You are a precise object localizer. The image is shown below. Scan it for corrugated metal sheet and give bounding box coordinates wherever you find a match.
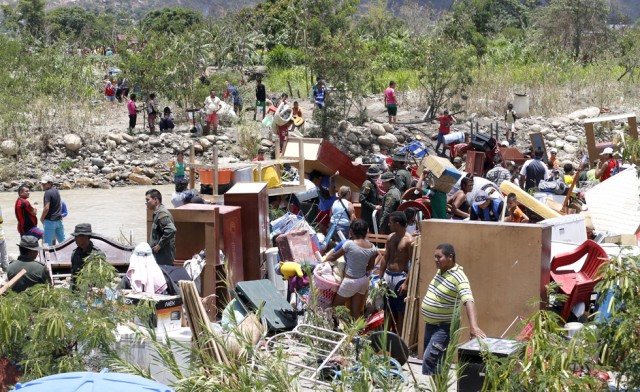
[585,167,640,234]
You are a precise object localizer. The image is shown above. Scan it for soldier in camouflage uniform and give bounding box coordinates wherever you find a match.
[7,236,51,292]
[145,189,177,266]
[379,171,401,235]
[359,166,382,233]
[391,153,412,194]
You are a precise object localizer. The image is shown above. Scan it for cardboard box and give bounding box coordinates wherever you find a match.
[124,293,184,333]
[423,155,462,193]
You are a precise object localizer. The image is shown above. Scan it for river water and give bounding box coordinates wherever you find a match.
[1,184,174,258]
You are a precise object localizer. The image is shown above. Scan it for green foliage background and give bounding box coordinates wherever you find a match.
[0,0,639,131]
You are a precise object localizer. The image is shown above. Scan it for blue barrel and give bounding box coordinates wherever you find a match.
[14,370,173,392]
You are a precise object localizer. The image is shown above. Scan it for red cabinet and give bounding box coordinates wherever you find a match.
[224,183,270,281]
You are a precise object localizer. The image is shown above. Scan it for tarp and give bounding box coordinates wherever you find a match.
[585,166,640,235]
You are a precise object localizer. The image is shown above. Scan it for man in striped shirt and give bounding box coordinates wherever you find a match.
[421,243,486,375]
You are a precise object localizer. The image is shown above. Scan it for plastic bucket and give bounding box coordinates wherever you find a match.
[564,322,584,338]
[443,131,465,145]
[199,169,213,185]
[253,165,282,188]
[198,169,232,185]
[273,106,292,126]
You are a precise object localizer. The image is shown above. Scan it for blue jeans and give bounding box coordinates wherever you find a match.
[434,133,445,155]
[422,322,451,375]
[43,219,65,246]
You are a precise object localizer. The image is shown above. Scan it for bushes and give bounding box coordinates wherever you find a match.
[266,45,305,69]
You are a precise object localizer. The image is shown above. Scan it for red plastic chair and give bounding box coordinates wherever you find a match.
[397,200,431,220]
[401,187,422,201]
[550,240,609,321]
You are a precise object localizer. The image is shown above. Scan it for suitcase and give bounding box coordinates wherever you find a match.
[235,279,297,332]
[470,133,495,152]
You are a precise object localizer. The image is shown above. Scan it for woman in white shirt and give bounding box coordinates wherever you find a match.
[329,186,356,240]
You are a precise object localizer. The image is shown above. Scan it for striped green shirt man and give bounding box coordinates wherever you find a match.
[421,264,474,324]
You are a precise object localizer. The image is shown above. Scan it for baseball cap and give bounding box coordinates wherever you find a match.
[600,147,614,155]
[550,148,558,154]
[453,157,462,163]
[473,190,489,206]
[500,140,509,147]
[40,175,54,184]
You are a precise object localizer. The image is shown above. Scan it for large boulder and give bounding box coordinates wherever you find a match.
[128,173,153,185]
[1,140,18,156]
[63,134,83,152]
[382,123,394,133]
[568,107,600,120]
[107,133,123,145]
[370,123,386,136]
[377,133,398,147]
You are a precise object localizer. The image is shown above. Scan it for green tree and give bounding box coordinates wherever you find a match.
[46,6,96,43]
[418,38,476,117]
[356,0,405,41]
[140,6,203,35]
[533,0,611,61]
[616,26,640,82]
[1,0,45,38]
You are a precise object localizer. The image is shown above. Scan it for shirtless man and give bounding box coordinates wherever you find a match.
[379,211,413,334]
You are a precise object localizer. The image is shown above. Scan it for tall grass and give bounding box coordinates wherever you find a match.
[466,59,634,117]
[267,58,638,118]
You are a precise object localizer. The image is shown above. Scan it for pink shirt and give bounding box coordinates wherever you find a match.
[127,100,137,115]
[384,87,396,105]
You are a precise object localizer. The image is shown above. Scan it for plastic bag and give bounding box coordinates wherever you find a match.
[262,114,273,128]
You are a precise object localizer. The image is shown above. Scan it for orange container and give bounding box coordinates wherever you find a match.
[199,169,232,185]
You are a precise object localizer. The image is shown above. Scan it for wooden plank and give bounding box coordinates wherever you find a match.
[0,269,27,295]
[500,180,561,219]
[267,185,308,196]
[202,222,217,297]
[583,113,636,123]
[213,146,219,196]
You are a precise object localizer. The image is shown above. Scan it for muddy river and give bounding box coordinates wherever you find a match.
[1,184,174,258]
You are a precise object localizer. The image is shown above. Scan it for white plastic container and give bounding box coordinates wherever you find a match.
[564,322,584,338]
[443,131,465,145]
[513,93,529,116]
[265,247,288,299]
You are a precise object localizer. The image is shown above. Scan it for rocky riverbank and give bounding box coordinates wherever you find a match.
[0,100,629,192]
